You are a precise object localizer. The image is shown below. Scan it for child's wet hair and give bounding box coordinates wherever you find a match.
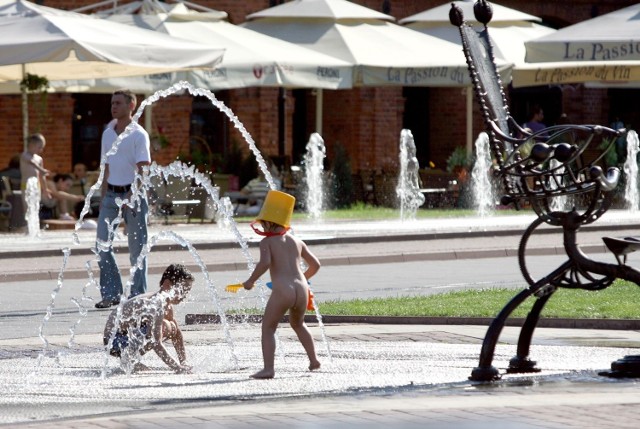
[160,264,194,286]
[27,133,45,146]
[261,220,283,230]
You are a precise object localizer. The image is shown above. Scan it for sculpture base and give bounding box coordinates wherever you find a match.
[600,355,640,378]
[506,356,541,374]
[469,365,501,381]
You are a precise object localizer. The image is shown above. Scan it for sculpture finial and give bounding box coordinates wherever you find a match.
[473,0,493,25]
[449,3,464,26]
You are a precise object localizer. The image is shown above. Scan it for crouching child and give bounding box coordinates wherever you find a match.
[103,264,194,373]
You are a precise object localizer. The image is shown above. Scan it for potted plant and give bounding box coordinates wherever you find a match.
[446,146,471,175]
[20,73,49,132]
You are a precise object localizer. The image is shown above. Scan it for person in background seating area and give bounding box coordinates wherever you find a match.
[71,162,100,219]
[40,173,85,221]
[0,154,21,191]
[523,104,548,139]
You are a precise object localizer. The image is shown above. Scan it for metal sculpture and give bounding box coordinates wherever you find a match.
[450,0,640,381]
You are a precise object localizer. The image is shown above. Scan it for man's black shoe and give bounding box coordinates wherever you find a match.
[95,299,120,309]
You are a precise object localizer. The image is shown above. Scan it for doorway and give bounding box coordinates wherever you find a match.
[292,89,311,166]
[402,87,430,168]
[608,88,640,131]
[72,94,111,171]
[508,85,563,127]
[190,90,230,171]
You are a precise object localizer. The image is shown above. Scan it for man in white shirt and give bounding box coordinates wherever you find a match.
[95,89,151,309]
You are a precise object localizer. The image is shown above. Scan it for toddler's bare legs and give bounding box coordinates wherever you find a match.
[289,307,320,371]
[251,298,287,379]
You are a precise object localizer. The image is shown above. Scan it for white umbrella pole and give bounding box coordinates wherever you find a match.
[22,64,28,151]
[466,86,472,157]
[315,88,323,135]
[144,94,153,134]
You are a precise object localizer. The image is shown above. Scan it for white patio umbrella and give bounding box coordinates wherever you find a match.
[0,0,224,144]
[243,0,475,88]
[243,0,489,145]
[513,3,640,87]
[45,0,354,139]
[85,0,353,92]
[399,0,554,152]
[400,0,555,73]
[0,0,224,83]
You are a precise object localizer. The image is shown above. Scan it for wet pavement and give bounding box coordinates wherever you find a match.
[3,323,640,428]
[2,212,640,428]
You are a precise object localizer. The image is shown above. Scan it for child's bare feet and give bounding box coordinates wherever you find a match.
[309,360,321,371]
[250,368,275,379]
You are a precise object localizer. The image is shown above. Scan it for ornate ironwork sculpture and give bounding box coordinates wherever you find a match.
[450,0,640,381]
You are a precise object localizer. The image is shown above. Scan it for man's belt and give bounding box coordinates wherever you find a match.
[107,184,131,193]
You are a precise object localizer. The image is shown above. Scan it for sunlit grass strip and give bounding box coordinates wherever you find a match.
[316,281,640,319]
[231,281,640,319]
[234,203,532,222]
[316,207,477,220]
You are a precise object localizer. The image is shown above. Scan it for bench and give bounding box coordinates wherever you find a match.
[42,219,76,230]
[155,198,201,224]
[602,236,640,265]
[418,171,459,208]
[150,175,210,224]
[224,191,268,216]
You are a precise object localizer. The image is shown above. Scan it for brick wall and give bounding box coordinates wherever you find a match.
[0,95,21,163]
[0,93,74,174]
[40,94,75,174]
[148,94,193,165]
[227,87,282,159]
[321,87,405,172]
[428,88,475,169]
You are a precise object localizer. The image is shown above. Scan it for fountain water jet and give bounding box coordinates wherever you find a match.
[549,159,569,212]
[470,132,496,217]
[395,129,424,221]
[35,247,71,368]
[24,176,40,238]
[38,82,334,375]
[303,133,326,221]
[624,130,639,213]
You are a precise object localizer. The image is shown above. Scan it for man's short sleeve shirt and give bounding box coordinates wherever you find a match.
[101,121,151,186]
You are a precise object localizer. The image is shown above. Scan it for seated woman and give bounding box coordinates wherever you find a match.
[41,173,85,220]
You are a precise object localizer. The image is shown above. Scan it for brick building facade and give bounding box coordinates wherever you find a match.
[1,0,638,196]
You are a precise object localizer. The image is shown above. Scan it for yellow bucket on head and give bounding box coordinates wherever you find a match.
[256,190,295,228]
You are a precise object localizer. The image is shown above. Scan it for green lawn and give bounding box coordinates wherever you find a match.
[232,202,532,222]
[236,281,640,319]
[315,281,640,319]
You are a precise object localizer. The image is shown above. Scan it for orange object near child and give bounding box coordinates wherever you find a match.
[307,288,315,311]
